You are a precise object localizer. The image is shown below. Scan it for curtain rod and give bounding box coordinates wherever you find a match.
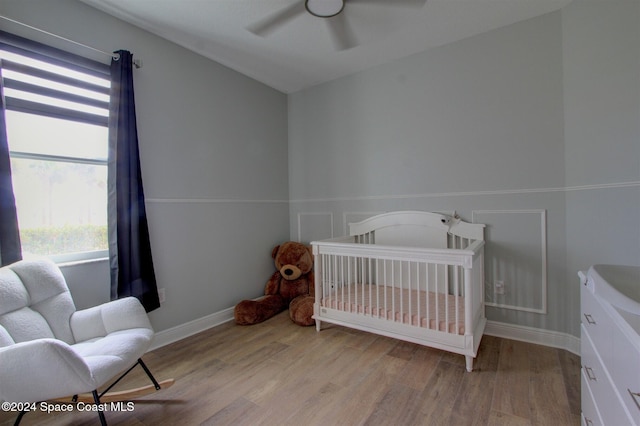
[0,15,143,68]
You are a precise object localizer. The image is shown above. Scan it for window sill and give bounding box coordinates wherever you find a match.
[56,256,109,268]
[21,250,109,267]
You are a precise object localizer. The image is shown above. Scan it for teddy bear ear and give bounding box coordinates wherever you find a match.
[271,245,281,259]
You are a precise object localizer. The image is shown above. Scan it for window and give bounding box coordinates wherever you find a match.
[0,32,111,262]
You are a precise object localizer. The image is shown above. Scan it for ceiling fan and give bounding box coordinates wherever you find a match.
[248,0,427,51]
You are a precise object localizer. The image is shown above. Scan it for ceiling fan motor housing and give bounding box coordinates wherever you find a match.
[305,0,345,18]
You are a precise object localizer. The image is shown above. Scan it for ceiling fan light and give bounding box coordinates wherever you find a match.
[305,0,344,18]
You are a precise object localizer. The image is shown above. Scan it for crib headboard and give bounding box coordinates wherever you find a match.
[349,211,484,249]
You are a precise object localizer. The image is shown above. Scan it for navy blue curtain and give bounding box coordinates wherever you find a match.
[0,71,21,267]
[108,50,159,312]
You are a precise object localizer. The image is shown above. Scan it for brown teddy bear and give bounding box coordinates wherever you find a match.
[234,241,315,326]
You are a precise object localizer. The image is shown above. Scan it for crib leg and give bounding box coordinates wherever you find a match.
[465,356,474,372]
[315,319,321,332]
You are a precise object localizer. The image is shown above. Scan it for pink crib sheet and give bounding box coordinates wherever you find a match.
[322,284,465,335]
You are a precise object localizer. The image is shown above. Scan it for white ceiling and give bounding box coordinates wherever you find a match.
[79,0,571,94]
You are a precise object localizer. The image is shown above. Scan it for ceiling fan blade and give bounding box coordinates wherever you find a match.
[326,13,359,51]
[347,0,426,8]
[248,2,306,36]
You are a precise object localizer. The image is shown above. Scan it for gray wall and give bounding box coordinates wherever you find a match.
[562,0,640,336]
[289,12,565,200]
[289,3,640,337]
[1,0,290,331]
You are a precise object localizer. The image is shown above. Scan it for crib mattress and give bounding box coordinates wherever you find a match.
[322,284,465,335]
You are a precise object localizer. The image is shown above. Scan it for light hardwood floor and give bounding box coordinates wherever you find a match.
[0,311,581,425]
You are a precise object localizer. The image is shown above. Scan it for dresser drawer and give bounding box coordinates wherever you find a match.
[611,324,640,426]
[581,285,614,368]
[582,370,604,426]
[581,325,632,426]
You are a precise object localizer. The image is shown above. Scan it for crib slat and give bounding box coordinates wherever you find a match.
[391,260,395,321]
[368,257,372,317]
[426,263,431,330]
[335,255,340,309]
[416,262,420,325]
[399,260,404,323]
[454,263,459,334]
[465,266,473,336]
[384,259,388,320]
[324,253,328,305]
[407,261,412,325]
[347,256,351,311]
[444,264,449,331]
[375,259,380,319]
[327,253,331,307]
[434,265,439,330]
[360,256,364,312]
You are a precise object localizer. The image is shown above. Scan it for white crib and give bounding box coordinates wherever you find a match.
[312,211,486,372]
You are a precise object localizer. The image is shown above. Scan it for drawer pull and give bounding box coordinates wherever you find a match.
[583,313,596,325]
[629,389,640,411]
[584,366,597,381]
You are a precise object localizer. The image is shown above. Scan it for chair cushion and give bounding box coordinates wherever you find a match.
[0,269,30,315]
[72,328,154,385]
[0,259,76,345]
[71,297,152,342]
[0,307,55,344]
[0,267,57,344]
[0,325,14,346]
[0,339,95,402]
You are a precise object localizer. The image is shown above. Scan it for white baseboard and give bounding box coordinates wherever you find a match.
[149,307,235,351]
[148,309,580,357]
[485,320,580,355]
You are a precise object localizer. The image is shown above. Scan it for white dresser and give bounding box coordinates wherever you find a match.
[580,266,640,426]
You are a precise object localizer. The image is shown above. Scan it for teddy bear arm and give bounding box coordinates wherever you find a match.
[264,271,282,295]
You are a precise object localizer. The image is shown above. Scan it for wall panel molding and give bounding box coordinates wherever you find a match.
[146,198,288,204]
[473,209,548,314]
[289,181,640,204]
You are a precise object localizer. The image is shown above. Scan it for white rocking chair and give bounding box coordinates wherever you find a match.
[0,258,174,425]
